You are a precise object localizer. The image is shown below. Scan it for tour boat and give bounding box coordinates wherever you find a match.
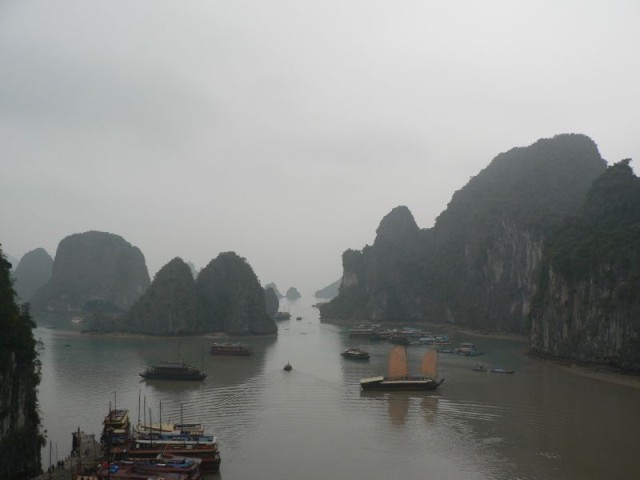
[140,361,206,381]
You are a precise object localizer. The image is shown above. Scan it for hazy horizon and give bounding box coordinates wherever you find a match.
[2,1,638,295]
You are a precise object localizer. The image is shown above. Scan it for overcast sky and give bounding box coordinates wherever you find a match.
[1,0,639,295]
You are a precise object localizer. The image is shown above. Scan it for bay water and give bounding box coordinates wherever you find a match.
[34,298,640,479]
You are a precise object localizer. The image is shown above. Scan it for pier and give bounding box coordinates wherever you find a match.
[36,431,102,480]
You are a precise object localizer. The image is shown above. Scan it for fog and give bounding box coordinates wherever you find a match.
[1,0,638,295]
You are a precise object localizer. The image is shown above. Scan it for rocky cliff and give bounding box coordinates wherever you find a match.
[123,257,200,334]
[0,247,43,477]
[530,160,640,370]
[314,278,341,299]
[196,252,277,335]
[321,134,607,333]
[264,287,280,318]
[30,231,150,313]
[285,287,301,300]
[13,248,53,302]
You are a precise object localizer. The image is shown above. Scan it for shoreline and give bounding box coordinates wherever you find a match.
[324,318,640,388]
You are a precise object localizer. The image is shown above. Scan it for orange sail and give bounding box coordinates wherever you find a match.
[387,346,408,378]
[420,350,438,378]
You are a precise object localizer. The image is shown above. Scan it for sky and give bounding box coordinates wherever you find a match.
[1,0,639,296]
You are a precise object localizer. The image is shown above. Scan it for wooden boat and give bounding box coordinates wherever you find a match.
[100,455,203,480]
[283,362,292,371]
[341,347,370,360]
[101,409,132,446]
[360,346,444,391]
[140,361,206,381]
[209,342,251,356]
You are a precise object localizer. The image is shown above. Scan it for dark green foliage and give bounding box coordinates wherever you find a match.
[544,160,640,283]
[0,246,44,478]
[531,160,640,369]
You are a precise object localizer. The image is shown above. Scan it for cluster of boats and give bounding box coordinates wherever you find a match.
[100,407,221,478]
[439,342,483,357]
[349,325,451,346]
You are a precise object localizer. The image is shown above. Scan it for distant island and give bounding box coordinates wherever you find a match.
[314,278,340,299]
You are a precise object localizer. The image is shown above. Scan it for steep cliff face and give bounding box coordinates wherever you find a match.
[13,248,53,302]
[264,287,279,318]
[0,248,43,477]
[30,231,150,313]
[321,134,607,333]
[530,160,640,369]
[196,252,277,335]
[124,258,200,334]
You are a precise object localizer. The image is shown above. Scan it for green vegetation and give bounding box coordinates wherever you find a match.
[0,246,44,477]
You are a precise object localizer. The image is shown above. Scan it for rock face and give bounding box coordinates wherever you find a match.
[197,252,277,335]
[30,231,150,313]
[321,134,607,333]
[530,160,640,370]
[285,287,301,300]
[314,279,341,299]
[264,287,280,318]
[13,248,53,302]
[124,258,200,334]
[0,248,43,477]
[265,282,283,298]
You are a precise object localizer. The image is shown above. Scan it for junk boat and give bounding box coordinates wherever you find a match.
[360,346,444,391]
[140,361,206,381]
[209,342,251,356]
[341,347,370,360]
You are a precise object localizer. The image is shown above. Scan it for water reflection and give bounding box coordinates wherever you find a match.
[359,390,440,427]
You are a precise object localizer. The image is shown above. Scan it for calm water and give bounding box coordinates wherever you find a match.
[34,299,640,480]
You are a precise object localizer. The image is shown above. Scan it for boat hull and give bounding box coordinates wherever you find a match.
[360,377,444,391]
[140,372,206,381]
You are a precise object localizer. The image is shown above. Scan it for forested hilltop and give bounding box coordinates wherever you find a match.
[530,159,640,370]
[320,134,607,331]
[0,247,43,477]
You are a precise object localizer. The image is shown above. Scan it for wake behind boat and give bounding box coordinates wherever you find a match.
[360,346,444,391]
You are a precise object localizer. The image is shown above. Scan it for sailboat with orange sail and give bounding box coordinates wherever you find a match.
[360,346,444,391]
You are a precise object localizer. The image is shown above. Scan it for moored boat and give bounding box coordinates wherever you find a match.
[360,346,444,391]
[209,342,251,356]
[341,347,370,360]
[140,361,206,381]
[274,311,291,320]
[101,408,132,447]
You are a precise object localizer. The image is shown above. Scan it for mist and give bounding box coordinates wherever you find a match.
[2,0,638,294]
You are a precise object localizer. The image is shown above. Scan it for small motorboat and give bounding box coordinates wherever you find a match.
[283,362,293,372]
